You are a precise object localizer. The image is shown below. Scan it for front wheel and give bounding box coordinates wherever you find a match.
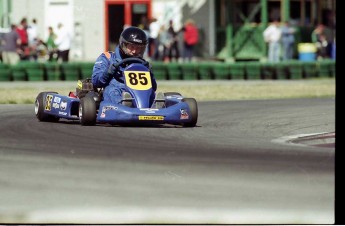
[164,92,182,97]
[35,92,59,122]
[79,96,97,126]
[182,98,198,127]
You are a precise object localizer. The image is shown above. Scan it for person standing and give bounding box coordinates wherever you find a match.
[280,21,295,61]
[27,19,39,46]
[1,24,21,65]
[181,19,199,62]
[55,23,72,62]
[138,16,150,60]
[311,24,329,59]
[159,25,173,62]
[27,18,39,61]
[167,20,180,62]
[149,18,160,61]
[16,17,29,60]
[45,26,58,61]
[263,19,282,62]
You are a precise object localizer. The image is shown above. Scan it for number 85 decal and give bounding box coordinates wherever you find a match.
[124,71,152,90]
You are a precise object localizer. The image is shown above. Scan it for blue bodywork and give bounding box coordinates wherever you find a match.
[41,62,195,126]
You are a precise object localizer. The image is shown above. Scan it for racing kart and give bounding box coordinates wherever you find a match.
[35,58,198,127]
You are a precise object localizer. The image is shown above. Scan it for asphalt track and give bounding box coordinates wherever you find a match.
[0,98,335,224]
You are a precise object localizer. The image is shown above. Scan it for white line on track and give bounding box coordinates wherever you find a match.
[8,207,333,224]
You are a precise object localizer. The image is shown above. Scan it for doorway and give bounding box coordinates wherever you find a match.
[108,4,125,51]
[105,0,151,52]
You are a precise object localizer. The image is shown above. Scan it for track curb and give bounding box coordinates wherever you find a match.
[290,132,335,148]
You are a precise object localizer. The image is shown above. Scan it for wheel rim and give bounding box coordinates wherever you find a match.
[78,104,83,119]
[34,99,39,115]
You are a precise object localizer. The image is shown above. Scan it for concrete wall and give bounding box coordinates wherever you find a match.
[72,0,104,61]
[10,0,104,61]
[11,0,46,38]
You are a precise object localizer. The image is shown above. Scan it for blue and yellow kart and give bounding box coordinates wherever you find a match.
[35,58,198,127]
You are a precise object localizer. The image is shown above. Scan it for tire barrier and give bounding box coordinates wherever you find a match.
[0,60,335,81]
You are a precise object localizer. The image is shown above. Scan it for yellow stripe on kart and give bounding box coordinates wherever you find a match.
[138,116,164,120]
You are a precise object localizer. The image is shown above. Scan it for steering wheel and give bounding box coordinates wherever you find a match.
[113,57,149,69]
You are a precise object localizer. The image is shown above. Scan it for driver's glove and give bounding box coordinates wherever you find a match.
[107,58,123,79]
[101,63,116,83]
[107,63,117,76]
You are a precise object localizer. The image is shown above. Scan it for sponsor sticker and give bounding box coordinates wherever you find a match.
[77,80,83,89]
[138,116,164,120]
[45,94,53,111]
[180,109,189,119]
[60,101,67,110]
[53,96,61,103]
[100,106,118,118]
[52,102,60,109]
[59,111,67,116]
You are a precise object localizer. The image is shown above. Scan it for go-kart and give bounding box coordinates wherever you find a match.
[34,58,198,127]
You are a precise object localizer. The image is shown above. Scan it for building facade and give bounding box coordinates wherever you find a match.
[0,0,336,61]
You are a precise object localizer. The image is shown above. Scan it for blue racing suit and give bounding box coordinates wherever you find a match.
[92,46,157,105]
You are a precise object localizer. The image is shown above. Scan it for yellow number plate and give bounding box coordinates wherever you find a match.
[124,71,152,90]
[138,116,164,120]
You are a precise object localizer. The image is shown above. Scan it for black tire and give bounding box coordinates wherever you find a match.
[182,98,198,127]
[164,92,182,97]
[79,96,97,126]
[35,92,60,122]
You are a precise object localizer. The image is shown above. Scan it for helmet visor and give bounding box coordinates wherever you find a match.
[121,41,147,58]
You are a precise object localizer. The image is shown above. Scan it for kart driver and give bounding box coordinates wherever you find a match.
[92,26,159,107]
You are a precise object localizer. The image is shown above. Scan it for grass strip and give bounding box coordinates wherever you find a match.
[0,78,335,104]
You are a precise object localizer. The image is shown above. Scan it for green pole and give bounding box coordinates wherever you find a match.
[261,0,268,25]
[226,24,233,62]
[261,0,268,61]
[8,0,11,12]
[225,0,234,62]
[0,0,11,28]
[282,0,290,22]
[6,0,11,27]
[0,0,3,27]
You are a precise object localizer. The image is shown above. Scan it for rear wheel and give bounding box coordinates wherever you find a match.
[79,96,97,126]
[35,92,59,122]
[182,98,198,127]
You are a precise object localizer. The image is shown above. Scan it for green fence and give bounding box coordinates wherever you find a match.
[0,60,335,82]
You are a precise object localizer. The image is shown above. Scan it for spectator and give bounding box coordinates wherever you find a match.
[149,18,160,60]
[280,21,295,61]
[158,25,173,62]
[27,18,39,61]
[45,26,58,61]
[263,19,282,62]
[138,16,150,60]
[1,24,21,65]
[311,24,329,59]
[27,18,38,46]
[181,19,199,62]
[167,20,180,62]
[55,23,72,62]
[16,17,29,60]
